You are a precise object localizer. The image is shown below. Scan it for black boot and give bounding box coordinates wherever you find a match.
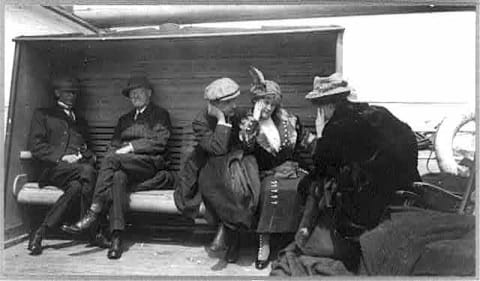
[28,226,45,256]
[107,231,122,259]
[225,229,240,263]
[255,234,271,270]
[209,224,227,252]
[61,209,98,234]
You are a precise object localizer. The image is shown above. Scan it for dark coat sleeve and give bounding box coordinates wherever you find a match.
[129,108,172,154]
[76,116,95,161]
[28,109,64,164]
[312,120,351,177]
[192,109,232,156]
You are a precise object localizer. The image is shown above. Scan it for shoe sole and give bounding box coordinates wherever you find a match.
[60,225,81,235]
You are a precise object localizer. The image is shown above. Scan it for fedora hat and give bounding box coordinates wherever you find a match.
[305,73,352,102]
[122,75,153,97]
[52,77,80,92]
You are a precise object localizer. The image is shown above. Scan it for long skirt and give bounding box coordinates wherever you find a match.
[198,150,261,230]
[256,171,305,233]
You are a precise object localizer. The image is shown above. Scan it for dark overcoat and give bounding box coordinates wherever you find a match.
[306,101,421,233]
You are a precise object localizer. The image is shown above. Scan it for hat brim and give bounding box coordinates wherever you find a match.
[55,87,80,93]
[305,86,351,101]
[122,84,151,97]
[214,90,241,101]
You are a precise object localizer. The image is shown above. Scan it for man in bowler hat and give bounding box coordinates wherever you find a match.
[27,76,103,255]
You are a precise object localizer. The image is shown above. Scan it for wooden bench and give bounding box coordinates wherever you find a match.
[13,124,205,216]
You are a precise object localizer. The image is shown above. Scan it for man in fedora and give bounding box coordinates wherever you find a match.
[27,76,102,255]
[62,74,172,259]
[273,73,421,272]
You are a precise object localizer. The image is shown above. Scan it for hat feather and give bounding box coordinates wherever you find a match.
[249,66,266,87]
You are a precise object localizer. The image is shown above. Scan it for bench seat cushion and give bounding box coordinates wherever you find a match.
[18,182,180,214]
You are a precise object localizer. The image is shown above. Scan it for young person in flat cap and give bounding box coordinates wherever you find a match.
[27,76,107,255]
[270,73,421,275]
[239,67,317,269]
[174,77,260,264]
[62,74,172,259]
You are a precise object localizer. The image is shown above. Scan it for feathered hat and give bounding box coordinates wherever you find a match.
[249,66,281,99]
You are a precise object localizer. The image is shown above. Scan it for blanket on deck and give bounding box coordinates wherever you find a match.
[270,207,475,277]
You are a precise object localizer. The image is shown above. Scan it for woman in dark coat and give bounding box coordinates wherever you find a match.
[270,73,422,275]
[239,67,316,269]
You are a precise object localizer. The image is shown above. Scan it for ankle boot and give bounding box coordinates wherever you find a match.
[255,233,270,269]
[28,226,45,256]
[107,231,123,259]
[61,209,98,234]
[209,224,227,252]
[225,229,240,263]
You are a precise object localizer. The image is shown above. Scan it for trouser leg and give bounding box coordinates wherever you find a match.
[43,181,82,228]
[41,162,96,228]
[109,170,129,232]
[92,154,157,231]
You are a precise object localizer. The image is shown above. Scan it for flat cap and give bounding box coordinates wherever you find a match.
[204,78,240,101]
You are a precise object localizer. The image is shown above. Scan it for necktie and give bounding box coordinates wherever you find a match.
[65,109,76,121]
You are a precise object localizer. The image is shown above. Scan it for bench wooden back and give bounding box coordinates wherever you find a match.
[88,117,315,173]
[88,123,195,172]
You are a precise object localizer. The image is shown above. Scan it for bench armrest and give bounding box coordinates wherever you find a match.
[12,173,28,198]
[20,151,33,160]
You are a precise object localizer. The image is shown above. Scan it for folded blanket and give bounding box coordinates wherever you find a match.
[360,206,475,276]
[271,206,475,277]
[270,241,353,277]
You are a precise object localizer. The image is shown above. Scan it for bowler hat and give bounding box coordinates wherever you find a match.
[122,75,153,97]
[204,78,240,101]
[305,73,352,102]
[52,77,80,92]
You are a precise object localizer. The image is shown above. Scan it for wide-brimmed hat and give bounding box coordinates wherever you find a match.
[204,77,240,101]
[305,73,352,102]
[249,66,282,99]
[122,75,153,97]
[52,77,80,92]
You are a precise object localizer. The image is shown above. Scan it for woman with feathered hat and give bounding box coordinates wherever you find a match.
[239,67,317,269]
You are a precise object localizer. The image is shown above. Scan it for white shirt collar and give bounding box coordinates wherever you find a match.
[57,101,72,110]
[136,106,147,114]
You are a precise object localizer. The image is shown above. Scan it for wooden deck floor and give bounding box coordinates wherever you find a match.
[3,227,272,278]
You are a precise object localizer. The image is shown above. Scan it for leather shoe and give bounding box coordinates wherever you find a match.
[208,224,227,252]
[255,259,270,270]
[28,228,44,256]
[61,209,98,234]
[107,232,122,259]
[225,231,239,263]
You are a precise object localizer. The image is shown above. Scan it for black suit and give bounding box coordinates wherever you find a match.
[28,104,96,228]
[91,102,172,232]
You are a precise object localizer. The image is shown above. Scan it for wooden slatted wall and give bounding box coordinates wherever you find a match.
[38,29,341,172]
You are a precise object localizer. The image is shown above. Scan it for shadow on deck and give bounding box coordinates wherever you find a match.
[4,226,295,277]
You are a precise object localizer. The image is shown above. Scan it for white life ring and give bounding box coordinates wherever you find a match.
[434,111,475,177]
